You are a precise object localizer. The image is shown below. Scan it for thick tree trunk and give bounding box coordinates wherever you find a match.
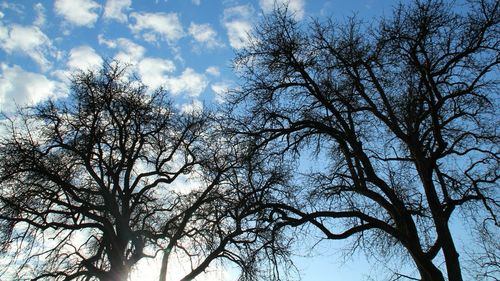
[416,159,463,281]
[409,250,445,281]
[402,221,445,281]
[106,234,131,281]
[104,266,129,281]
[436,220,462,281]
[416,261,445,281]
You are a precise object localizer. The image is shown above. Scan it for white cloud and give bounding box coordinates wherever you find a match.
[114,40,146,64]
[223,5,253,49]
[138,58,176,89]
[98,35,146,65]
[54,0,100,27]
[211,82,231,103]
[192,0,201,5]
[0,24,54,70]
[225,21,252,49]
[67,46,103,72]
[33,3,46,27]
[260,0,305,20]
[97,34,117,48]
[205,66,220,77]
[181,99,203,115]
[103,0,131,23]
[97,35,208,97]
[0,64,66,112]
[129,12,183,44]
[0,2,23,15]
[165,68,208,97]
[188,22,224,49]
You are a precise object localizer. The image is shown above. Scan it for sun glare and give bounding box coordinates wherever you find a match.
[129,256,237,281]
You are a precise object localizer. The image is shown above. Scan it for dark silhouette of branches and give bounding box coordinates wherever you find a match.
[0,62,290,281]
[0,62,203,280]
[226,0,499,280]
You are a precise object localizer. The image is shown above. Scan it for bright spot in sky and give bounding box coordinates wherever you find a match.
[129,255,237,281]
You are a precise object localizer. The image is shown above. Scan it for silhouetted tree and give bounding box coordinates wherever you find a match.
[465,222,500,280]
[0,63,289,281]
[0,63,205,280]
[156,131,293,281]
[227,1,499,280]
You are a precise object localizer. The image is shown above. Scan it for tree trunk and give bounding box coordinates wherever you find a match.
[402,219,445,281]
[159,246,173,281]
[104,266,129,281]
[416,159,463,281]
[410,251,445,281]
[436,220,463,281]
[106,235,131,281]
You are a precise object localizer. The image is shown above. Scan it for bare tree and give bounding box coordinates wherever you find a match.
[226,0,499,280]
[156,134,294,281]
[465,222,500,280]
[0,63,205,280]
[0,62,292,281]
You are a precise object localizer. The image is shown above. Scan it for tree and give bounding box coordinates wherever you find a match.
[0,62,292,281]
[0,63,206,280]
[155,130,294,281]
[465,222,500,280]
[227,0,499,280]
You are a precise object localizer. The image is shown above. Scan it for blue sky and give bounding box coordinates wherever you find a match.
[0,0,400,116]
[0,0,408,280]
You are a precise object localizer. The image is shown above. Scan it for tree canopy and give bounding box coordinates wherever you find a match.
[225,0,499,280]
[0,0,498,280]
[0,64,288,281]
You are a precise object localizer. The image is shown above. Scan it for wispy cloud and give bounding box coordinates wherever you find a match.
[205,66,220,77]
[129,12,184,44]
[211,81,231,103]
[260,0,305,20]
[103,0,131,23]
[98,35,146,65]
[189,22,224,49]
[222,5,253,49]
[33,3,46,27]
